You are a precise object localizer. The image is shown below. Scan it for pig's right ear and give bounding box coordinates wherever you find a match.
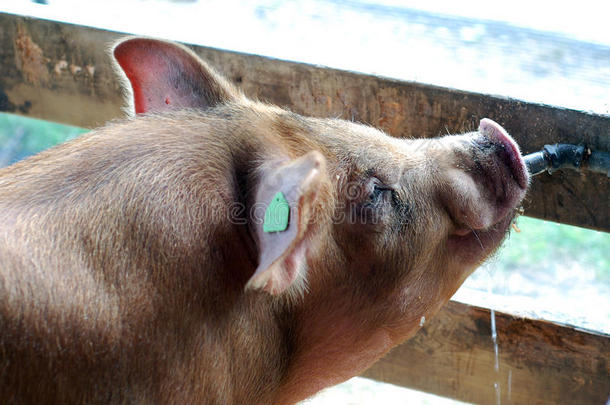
[246,152,327,296]
[112,37,242,115]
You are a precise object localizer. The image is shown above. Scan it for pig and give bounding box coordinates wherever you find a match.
[0,37,529,404]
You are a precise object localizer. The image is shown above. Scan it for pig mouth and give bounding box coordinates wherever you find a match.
[447,214,516,265]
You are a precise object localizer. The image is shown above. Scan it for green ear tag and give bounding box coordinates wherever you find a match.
[263,192,290,233]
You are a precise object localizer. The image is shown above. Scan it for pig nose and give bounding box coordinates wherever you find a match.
[441,119,529,234]
[478,118,529,190]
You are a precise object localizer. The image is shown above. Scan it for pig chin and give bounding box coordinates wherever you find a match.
[446,214,515,267]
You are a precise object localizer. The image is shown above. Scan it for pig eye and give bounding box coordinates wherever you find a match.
[365,181,396,211]
[353,176,411,228]
[360,174,399,209]
[370,185,391,203]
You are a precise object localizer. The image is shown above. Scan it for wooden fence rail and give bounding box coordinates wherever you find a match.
[364,301,610,405]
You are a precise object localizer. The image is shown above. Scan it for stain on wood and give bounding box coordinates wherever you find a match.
[0,11,608,233]
[0,15,124,128]
[14,24,50,86]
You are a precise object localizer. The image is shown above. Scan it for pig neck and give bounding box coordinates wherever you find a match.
[265,221,459,404]
[271,262,456,404]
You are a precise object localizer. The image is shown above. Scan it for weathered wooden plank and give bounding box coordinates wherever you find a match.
[0,14,124,128]
[363,300,610,405]
[0,12,609,232]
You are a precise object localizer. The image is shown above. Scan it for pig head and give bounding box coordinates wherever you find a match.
[0,37,528,404]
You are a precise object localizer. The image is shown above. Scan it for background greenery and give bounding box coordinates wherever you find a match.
[501,215,609,282]
[0,112,86,166]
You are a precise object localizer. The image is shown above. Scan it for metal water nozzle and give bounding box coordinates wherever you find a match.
[523,144,610,177]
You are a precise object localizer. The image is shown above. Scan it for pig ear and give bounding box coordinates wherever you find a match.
[112,37,241,114]
[246,152,327,296]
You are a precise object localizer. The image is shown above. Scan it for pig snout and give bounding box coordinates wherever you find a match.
[441,119,528,252]
[478,118,529,191]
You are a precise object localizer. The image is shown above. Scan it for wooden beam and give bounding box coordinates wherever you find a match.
[363,300,610,405]
[0,12,609,233]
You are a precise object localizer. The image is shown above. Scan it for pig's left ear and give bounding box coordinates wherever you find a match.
[246,151,327,296]
[112,37,242,115]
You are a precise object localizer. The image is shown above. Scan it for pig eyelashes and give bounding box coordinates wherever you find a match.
[361,176,406,211]
[358,176,393,206]
[340,171,415,228]
[370,185,391,204]
[355,179,412,226]
[370,181,414,230]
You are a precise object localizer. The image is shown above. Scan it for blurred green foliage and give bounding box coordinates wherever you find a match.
[501,216,610,283]
[0,112,608,285]
[0,112,87,166]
